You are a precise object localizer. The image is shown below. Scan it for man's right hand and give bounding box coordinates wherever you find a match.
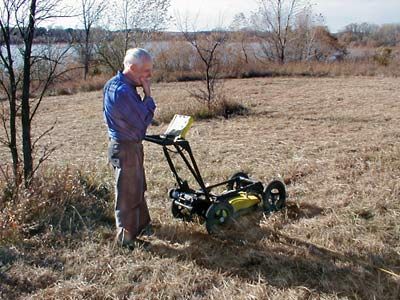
[140,77,151,98]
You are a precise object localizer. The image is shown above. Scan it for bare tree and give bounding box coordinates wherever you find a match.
[0,0,72,187]
[290,7,323,61]
[251,0,305,63]
[230,13,252,64]
[0,1,19,182]
[75,0,107,80]
[95,0,171,73]
[177,14,228,109]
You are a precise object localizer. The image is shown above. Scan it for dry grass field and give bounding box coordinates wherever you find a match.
[1,76,400,299]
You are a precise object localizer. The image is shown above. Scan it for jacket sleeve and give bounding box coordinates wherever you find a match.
[113,86,156,130]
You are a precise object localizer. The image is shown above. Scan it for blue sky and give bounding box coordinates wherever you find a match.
[51,0,400,33]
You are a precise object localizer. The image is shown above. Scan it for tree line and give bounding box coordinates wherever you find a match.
[5,22,400,50]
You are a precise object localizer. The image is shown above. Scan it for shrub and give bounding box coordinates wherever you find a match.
[156,96,249,124]
[374,47,393,66]
[0,166,114,243]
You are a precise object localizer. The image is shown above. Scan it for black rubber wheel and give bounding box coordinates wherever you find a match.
[226,172,249,191]
[171,200,192,221]
[262,180,286,213]
[205,202,234,234]
[171,200,183,218]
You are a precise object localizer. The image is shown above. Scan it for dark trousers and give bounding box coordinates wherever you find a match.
[108,139,150,239]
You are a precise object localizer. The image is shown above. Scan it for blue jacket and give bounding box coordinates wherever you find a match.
[103,71,156,142]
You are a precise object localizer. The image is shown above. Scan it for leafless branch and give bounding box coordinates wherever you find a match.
[31,144,57,180]
[0,102,11,146]
[32,120,56,150]
[30,44,71,122]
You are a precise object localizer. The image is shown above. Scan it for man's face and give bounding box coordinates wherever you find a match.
[131,59,153,86]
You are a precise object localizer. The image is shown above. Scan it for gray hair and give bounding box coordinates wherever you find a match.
[123,48,152,69]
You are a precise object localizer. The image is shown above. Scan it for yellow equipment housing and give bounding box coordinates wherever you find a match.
[228,192,261,212]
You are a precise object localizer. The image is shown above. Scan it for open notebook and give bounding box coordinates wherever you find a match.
[164,115,194,139]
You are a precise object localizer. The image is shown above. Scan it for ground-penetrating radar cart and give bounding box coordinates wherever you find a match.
[144,115,286,234]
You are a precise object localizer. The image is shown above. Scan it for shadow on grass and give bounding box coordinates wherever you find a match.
[149,204,399,299]
[0,244,65,299]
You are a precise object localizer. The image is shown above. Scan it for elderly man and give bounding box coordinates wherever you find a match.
[103,48,156,248]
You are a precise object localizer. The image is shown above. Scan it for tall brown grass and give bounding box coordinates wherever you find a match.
[0,76,399,299]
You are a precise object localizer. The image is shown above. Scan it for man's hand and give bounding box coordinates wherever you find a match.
[139,77,151,98]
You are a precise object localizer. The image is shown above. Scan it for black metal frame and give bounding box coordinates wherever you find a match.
[144,135,264,212]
